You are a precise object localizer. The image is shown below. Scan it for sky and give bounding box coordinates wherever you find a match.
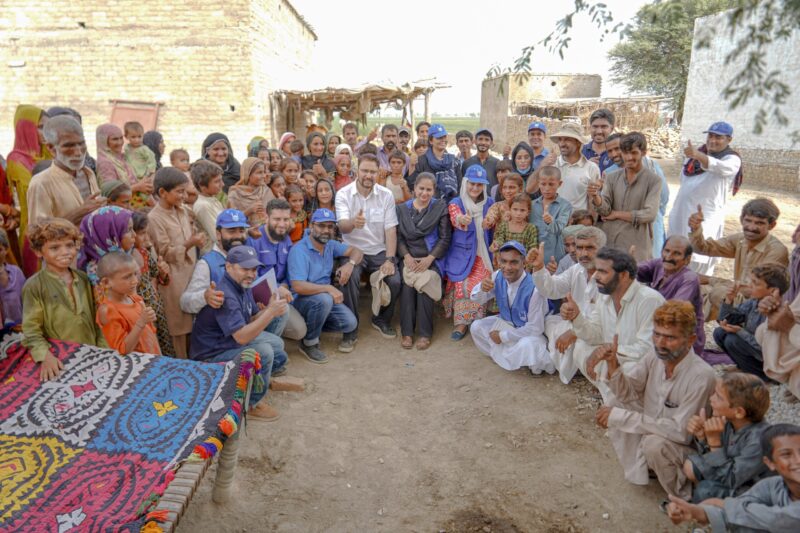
[289,0,650,115]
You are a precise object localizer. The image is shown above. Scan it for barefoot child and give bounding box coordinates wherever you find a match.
[132,212,174,356]
[148,168,206,357]
[491,194,538,267]
[286,184,308,243]
[191,160,225,254]
[96,252,161,355]
[530,166,572,264]
[22,218,108,380]
[483,173,523,230]
[684,371,772,502]
[123,121,156,209]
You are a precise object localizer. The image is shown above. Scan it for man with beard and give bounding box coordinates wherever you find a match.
[562,247,665,395]
[27,115,105,226]
[376,124,408,180]
[637,236,705,356]
[246,198,307,341]
[190,245,289,421]
[530,226,605,384]
[582,108,615,173]
[463,128,499,190]
[398,127,412,155]
[336,154,401,340]
[668,122,743,276]
[288,208,363,363]
[593,300,716,499]
[689,198,788,321]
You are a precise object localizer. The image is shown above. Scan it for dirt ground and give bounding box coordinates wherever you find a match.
[179,159,799,533]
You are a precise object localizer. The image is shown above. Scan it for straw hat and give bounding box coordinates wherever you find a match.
[549,122,586,145]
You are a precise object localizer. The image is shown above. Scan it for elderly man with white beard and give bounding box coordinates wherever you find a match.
[529,226,605,383]
[27,115,105,226]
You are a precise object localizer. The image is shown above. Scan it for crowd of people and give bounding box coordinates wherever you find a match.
[1,103,799,529]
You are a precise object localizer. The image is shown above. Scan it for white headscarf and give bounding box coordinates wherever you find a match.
[334,143,352,157]
[458,179,492,271]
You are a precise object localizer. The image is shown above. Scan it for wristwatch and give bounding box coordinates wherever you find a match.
[387,257,397,264]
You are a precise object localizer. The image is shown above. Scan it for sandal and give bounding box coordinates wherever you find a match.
[450,328,468,341]
[401,336,414,349]
[416,337,431,351]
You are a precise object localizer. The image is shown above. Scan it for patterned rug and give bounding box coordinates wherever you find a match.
[0,334,253,532]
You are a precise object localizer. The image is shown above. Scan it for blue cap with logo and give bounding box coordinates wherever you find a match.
[464,164,490,185]
[528,121,547,134]
[475,127,493,140]
[216,209,249,229]
[311,208,337,224]
[427,123,448,139]
[226,245,263,268]
[498,240,526,256]
[703,121,733,136]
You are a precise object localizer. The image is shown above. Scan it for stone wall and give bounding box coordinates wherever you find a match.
[0,0,314,161]
[683,10,800,191]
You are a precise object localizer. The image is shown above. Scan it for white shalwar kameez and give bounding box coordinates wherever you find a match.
[667,153,741,275]
[469,271,550,373]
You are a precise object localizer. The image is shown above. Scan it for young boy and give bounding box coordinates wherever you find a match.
[123,121,157,208]
[569,209,594,226]
[714,263,789,380]
[666,423,800,531]
[96,252,161,355]
[0,229,25,330]
[685,371,772,502]
[170,148,191,174]
[530,166,572,265]
[289,139,305,161]
[490,159,514,200]
[191,160,225,254]
[22,218,108,381]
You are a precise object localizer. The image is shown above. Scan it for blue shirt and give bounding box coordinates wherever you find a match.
[530,195,572,263]
[246,227,292,285]
[582,142,613,174]
[287,234,350,290]
[189,272,257,361]
[532,148,549,171]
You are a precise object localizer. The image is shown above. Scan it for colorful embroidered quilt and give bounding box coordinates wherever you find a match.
[0,335,244,532]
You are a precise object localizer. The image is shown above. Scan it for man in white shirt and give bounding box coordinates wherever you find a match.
[530,226,605,384]
[561,246,665,398]
[335,153,401,338]
[668,121,742,275]
[546,122,601,211]
[470,241,550,374]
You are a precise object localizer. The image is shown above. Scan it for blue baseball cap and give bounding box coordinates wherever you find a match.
[464,164,489,185]
[427,123,448,139]
[528,121,547,134]
[226,245,263,268]
[498,240,526,256]
[216,209,249,229]
[703,121,733,136]
[475,127,493,140]
[311,208,337,224]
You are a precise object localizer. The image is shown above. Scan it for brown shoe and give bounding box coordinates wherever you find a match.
[249,402,280,421]
[415,337,431,351]
[401,336,414,349]
[269,376,305,392]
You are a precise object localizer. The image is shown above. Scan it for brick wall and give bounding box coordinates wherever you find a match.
[0,0,314,162]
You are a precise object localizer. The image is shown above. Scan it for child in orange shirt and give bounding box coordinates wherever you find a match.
[286,184,308,243]
[96,251,161,355]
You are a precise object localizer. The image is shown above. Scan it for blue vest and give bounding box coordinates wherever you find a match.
[443,197,494,282]
[201,249,226,285]
[495,272,535,328]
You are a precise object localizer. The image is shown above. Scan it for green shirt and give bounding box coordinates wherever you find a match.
[22,268,108,362]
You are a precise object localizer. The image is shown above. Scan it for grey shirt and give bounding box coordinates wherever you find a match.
[463,154,500,188]
[702,476,800,532]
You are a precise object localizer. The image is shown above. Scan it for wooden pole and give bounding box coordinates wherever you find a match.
[408,97,415,141]
[424,90,431,123]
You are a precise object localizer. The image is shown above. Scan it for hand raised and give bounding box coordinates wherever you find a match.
[688,204,704,232]
[480,272,495,293]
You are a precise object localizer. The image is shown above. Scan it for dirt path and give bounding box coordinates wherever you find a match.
[179,159,798,532]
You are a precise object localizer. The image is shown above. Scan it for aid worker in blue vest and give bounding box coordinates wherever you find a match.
[469,240,551,376]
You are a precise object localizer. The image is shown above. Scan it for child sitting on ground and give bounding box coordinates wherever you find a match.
[490,159,514,200]
[530,167,572,265]
[684,371,772,502]
[96,252,161,355]
[123,121,156,209]
[483,173,523,230]
[191,160,225,254]
[666,423,800,531]
[100,180,133,210]
[714,264,789,381]
[286,184,308,243]
[131,212,174,356]
[490,194,538,268]
[0,229,25,330]
[22,218,108,380]
[569,208,594,226]
[148,168,206,358]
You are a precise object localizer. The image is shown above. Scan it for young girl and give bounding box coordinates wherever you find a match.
[491,159,514,201]
[333,154,354,191]
[385,150,412,204]
[227,157,273,228]
[530,168,572,264]
[280,157,300,186]
[96,252,161,355]
[310,179,341,241]
[268,149,283,172]
[269,172,287,199]
[131,212,174,356]
[147,168,205,358]
[483,174,523,230]
[100,180,133,210]
[77,205,136,289]
[490,194,538,263]
[301,170,317,203]
[286,184,308,243]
